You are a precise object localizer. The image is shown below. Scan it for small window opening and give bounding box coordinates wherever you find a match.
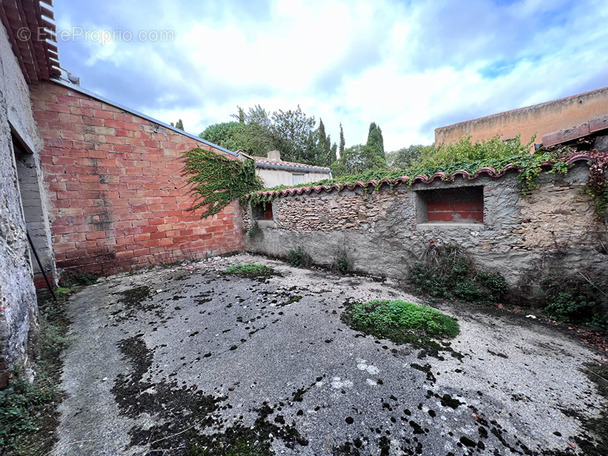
[417,186,483,224]
[252,201,273,220]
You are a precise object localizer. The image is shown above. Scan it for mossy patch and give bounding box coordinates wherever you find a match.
[342,299,459,347]
[223,263,278,279]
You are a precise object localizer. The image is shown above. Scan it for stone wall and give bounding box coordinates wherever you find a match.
[0,22,41,383]
[244,161,607,286]
[434,87,608,147]
[30,81,244,276]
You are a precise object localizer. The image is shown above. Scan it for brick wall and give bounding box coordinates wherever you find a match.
[30,81,244,275]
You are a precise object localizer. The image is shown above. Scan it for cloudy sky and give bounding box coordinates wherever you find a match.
[53,0,608,151]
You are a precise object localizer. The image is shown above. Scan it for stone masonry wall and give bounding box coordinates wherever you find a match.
[245,162,607,286]
[0,22,41,383]
[30,81,244,276]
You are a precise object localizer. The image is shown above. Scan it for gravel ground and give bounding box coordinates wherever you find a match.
[52,253,606,456]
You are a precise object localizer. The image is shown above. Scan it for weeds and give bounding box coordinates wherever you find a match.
[409,243,507,303]
[223,263,276,278]
[248,221,264,240]
[0,291,70,455]
[287,247,313,269]
[58,270,99,287]
[332,247,353,274]
[342,299,459,345]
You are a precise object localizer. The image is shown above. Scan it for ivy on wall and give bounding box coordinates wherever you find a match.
[183,147,263,218]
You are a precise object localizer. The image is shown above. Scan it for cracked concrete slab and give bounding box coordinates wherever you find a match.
[52,254,605,455]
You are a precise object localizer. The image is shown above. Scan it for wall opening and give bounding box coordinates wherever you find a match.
[416,186,484,224]
[12,132,56,287]
[252,201,273,221]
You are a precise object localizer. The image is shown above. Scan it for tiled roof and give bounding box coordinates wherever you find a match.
[0,0,61,83]
[240,152,331,173]
[251,152,598,200]
[542,114,608,147]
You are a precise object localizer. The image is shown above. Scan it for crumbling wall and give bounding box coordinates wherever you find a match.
[0,22,41,384]
[244,162,606,286]
[30,81,244,276]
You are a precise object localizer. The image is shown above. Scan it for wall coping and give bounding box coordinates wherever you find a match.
[249,153,596,200]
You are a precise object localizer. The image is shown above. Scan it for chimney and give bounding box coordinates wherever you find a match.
[267,150,281,161]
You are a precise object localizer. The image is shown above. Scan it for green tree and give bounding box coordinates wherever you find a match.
[171,119,184,130]
[339,123,345,158]
[330,143,387,176]
[366,122,385,160]
[313,119,336,166]
[270,105,317,163]
[387,144,430,169]
[199,122,243,151]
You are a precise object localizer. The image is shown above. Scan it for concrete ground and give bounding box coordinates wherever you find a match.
[52,253,606,456]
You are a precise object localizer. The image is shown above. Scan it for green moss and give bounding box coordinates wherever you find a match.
[342,299,459,346]
[223,263,276,278]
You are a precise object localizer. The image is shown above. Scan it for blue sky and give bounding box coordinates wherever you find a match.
[53,0,608,151]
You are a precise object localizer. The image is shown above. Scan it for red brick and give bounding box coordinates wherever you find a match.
[46,103,71,113]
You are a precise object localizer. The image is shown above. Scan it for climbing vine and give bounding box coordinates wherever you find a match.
[183,147,263,218]
[246,142,575,205]
[583,150,608,216]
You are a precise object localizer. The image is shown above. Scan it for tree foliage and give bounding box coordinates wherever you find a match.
[171,119,184,130]
[366,122,385,159]
[199,122,243,151]
[330,143,387,176]
[339,123,345,158]
[330,122,387,177]
[387,144,430,169]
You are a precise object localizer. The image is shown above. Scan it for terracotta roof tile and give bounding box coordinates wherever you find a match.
[249,153,597,200]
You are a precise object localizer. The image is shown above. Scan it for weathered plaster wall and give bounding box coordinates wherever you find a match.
[257,168,330,188]
[0,22,41,383]
[435,87,608,147]
[244,162,607,286]
[30,81,244,276]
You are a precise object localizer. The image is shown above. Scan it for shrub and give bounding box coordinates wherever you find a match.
[287,247,313,268]
[545,292,597,323]
[223,263,276,278]
[332,247,353,274]
[409,243,507,303]
[342,299,459,345]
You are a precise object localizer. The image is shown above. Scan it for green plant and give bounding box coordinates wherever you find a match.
[332,247,353,274]
[247,221,264,240]
[409,243,507,303]
[287,247,313,268]
[0,290,70,455]
[183,147,264,218]
[342,299,459,345]
[545,292,597,323]
[223,263,276,278]
[582,150,608,217]
[58,271,99,287]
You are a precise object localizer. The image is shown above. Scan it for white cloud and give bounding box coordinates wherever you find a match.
[56,0,608,151]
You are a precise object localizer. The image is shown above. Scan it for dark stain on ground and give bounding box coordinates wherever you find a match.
[410,363,436,383]
[111,334,309,455]
[110,286,161,322]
